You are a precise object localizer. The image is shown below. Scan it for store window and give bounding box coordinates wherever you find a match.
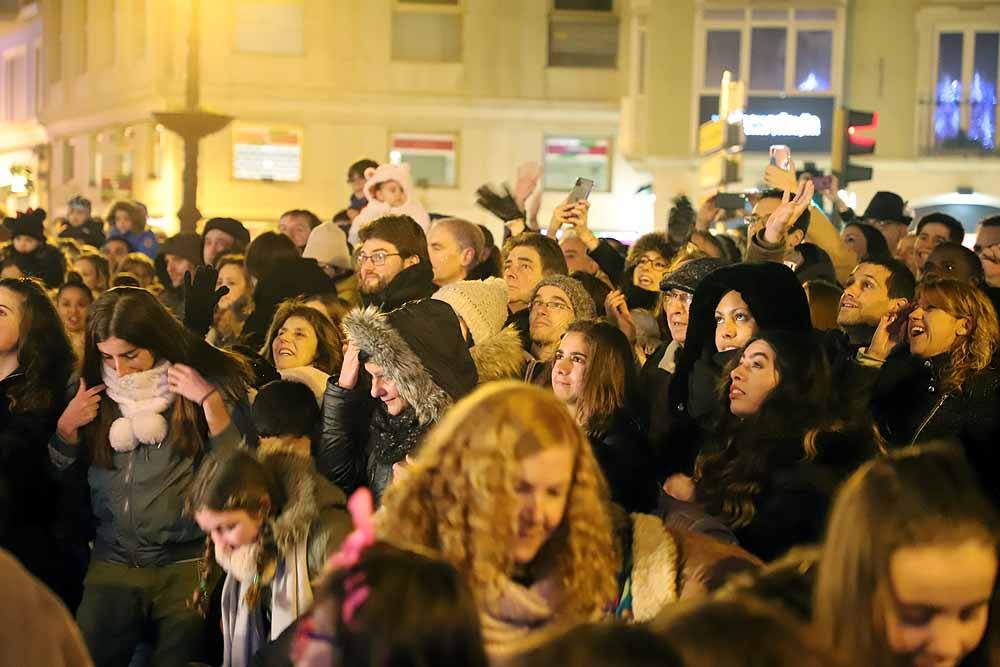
[933,30,999,152]
[543,136,611,192]
[389,133,457,188]
[549,0,618,69]
[392,1,462,63]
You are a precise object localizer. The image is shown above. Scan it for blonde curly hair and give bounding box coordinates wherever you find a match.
[376,381,619,621]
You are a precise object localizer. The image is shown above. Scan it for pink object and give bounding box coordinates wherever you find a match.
[325,488,376,627]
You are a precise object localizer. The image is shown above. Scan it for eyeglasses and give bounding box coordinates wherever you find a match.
[664,290,693,305]
[355,251,401,267]
[530,298,572,313]
[636,257,669,272]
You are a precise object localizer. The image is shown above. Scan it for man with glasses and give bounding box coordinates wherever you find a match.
[524,275,595,384]
[356,215,436,311]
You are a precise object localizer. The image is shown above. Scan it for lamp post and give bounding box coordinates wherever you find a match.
[153,0,232,233]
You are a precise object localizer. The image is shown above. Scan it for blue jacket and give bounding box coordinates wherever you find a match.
[109,228,159,260]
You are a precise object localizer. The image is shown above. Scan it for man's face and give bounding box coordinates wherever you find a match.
[923,245,978,285]
[357,239,409,295]
[203,229,235,266]
[347,171,367,196]
[529,285,575,355]
[428,225,471,286]
[975,224,1000,287]
[560,236,597,275]
[838,263,895,328]
[748,197,781,238]
[915,222,956,271]
[165,253,195,288]
[279,214,313,250]
[365,360,409,416]
[504,246,545,310]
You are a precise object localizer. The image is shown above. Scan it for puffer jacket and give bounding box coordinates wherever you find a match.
[49,392,251,568]
[59,218,106,250]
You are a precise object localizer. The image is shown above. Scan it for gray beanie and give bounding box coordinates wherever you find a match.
[530,275,596,320]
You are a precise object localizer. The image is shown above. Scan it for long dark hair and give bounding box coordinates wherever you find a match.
[563,320,636,436]
[82,287,252,468]
[0,277,74,412]
[696,330,841,527]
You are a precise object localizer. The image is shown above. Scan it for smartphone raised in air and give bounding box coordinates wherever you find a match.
[568,177,595,203]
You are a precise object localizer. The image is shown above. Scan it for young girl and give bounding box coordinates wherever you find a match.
[56,273,94,363]
[72,251,111,295]
[261,300,344,405]
[347,162,430,245]
[48,286,253,666]
[0,277,76,601]
[208,254,254,349]
[814,445,1000,667]
[106,200,159,260]
[188,380,351,667]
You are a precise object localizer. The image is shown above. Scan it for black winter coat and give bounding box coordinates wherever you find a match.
[361,261,436,312]
[59,219,106,250]
[5,243,67,288]
[873,353,1000,506]
[589,409,659,513]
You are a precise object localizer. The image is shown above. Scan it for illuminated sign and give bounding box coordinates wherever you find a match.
[233,124,303,182]
[700,96,835,152]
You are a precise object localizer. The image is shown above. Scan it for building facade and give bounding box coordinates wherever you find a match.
[31,0,1000,237]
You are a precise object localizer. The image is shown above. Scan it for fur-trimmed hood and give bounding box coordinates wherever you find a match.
[343,300,478,425]
[470,325,526,383]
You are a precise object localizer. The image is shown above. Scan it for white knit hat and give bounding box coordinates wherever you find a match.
[303,221,351,271]
[432,277,509,346]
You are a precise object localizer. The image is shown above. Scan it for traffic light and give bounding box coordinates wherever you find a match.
[831,108,877,186]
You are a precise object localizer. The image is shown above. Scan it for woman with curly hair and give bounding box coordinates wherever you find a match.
[377,381,759,662]
[678,330,878,562]
[261,299,344,405]
[0,277,76,601]
[868,278,1000,505]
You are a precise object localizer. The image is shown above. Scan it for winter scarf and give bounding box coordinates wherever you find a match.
[102,360,175,452]
[370,406,429,466]
[480,575,574,663]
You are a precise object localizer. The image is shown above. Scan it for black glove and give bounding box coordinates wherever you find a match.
[182,265,229,338]
[475,183,524,222]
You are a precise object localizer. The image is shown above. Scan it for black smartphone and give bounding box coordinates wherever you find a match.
[568,177,595,203]
[715,192,747,211]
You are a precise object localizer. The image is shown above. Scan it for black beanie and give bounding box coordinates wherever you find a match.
[3,209,46,243]
[203,217,250,247]
[159,233,205,267]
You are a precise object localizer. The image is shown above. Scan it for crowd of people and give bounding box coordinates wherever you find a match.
[1,153,999,667]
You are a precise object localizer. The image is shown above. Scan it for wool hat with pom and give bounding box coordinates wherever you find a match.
[432,277,509,346]
[362,162,415,202]
[530,275,596,320]
[302,221,351,271]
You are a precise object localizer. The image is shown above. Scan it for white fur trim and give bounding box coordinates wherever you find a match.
[103,360,176,450]
[629,513,679,622]
[109,418,138,452]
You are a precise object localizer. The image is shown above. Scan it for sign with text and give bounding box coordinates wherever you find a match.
[699,96,835,152]
[233,124,303,182]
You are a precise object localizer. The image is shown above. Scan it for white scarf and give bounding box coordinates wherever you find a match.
[217,535,314,667]
[102,360,176,452]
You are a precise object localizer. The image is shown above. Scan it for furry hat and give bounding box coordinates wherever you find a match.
[530,275,596,320]
[627,232,674,268]
[3,209,46,242]
[431,277,509,346]
[343,300,478,425]
[362,162,415,203]
[302,221,351,271]
[202,217,250,247]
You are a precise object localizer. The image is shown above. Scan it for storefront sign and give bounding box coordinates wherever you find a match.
[700,96,835,152]
[233,124,303,182]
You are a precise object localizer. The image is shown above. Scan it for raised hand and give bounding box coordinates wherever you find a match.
[57,379,105,443]
[763,161,798,194]
[182,265,230,337]
[337,341,362,391]
[604,290,637,344]
[762,179,814,245]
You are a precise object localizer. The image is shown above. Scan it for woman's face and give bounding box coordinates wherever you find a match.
[633,251,669,292]
[96,336,156,376]
[842,225,869,259]
[0,287,24,356]
[272,315,320,370]
[114,208,133,234]
[884,540,997,667]
[551,332,589,406]
[908,298,968,359]
[728,339,780,416]
[512,446,575,565]
[216,263,248,311]
[715,290,758,353]
[57,287,92,334]
[73,259,103,292]
[194,508,264,550]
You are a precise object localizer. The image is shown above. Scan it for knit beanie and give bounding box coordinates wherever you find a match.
[432,277,509,346]
[302,221,351,271]
[3,209,46,242]
[530,275,596,320]
[202,217,250,247]
[68,195,92,213]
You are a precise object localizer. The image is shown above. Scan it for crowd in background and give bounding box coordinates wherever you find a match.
[0,153,999,667]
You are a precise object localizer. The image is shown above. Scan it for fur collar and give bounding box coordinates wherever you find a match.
[628,513,679,622]
[258,437,323,552]
[343,306,451,425]
[470,325,527,383]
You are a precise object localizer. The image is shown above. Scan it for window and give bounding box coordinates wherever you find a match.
[548,0,618,69]
[391,1,462,63]
[2,52,27,122]
[389,133,456,188]
[700,7,838,93]
[543,137,611,192]
[933,30,999,152]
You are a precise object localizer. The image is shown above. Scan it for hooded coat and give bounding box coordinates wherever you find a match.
[660,263,812,477]
[319,300,478,501]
